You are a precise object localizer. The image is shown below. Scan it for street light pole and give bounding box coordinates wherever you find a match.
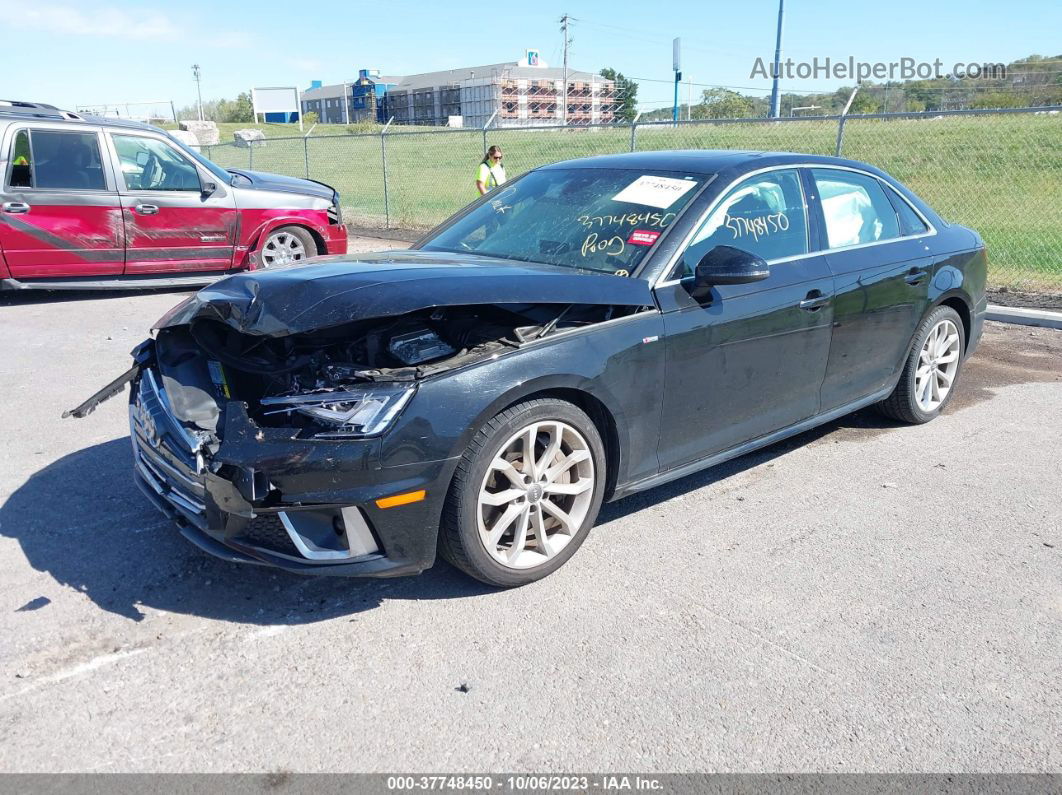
[192,64,204,121]
[769,0,784,119]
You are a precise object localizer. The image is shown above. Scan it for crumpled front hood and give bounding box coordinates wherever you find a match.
[156,251,654,337]
[227,169,336,202]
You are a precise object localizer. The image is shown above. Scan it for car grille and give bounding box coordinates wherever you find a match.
[130,369,207,525]
[238,514,302,557]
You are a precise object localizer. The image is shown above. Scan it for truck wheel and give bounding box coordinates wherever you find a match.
[260,225,316,268]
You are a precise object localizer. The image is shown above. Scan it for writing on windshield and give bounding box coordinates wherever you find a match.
[421,168,705,275]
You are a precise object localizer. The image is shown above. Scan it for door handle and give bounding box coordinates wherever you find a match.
[2,201,30,214]
[905,268,928,285]
[134,204,159,215]
[799,290,830,312]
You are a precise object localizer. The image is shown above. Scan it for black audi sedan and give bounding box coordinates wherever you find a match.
[71,150,987,587]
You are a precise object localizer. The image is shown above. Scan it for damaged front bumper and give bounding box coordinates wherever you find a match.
[126,345,452,577]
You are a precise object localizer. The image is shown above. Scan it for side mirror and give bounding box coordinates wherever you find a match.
[201,181,217,196]
[135,151,150,167]
[690,245,770,300]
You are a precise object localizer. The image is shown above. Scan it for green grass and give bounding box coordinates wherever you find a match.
[192,114,1062,292]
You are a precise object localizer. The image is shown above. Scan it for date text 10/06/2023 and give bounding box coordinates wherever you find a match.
[385,774,665,791]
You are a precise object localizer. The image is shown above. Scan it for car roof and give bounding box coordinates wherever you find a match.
[543,149,880,176]
[0,101,164,134]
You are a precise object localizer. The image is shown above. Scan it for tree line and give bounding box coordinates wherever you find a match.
[641,54,1061,121]
[174,92,255,123]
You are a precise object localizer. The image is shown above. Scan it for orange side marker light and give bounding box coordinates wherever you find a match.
[375,490,427,509]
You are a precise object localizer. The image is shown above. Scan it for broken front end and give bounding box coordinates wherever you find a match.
[81,297,638,576]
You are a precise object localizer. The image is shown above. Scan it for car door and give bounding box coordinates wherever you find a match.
[807,168,935,412]
[654,168,835,470]
[106,132,238,274]
[0,125,123,278]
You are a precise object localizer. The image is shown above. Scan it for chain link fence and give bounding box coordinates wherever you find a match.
[203,107,1062,305]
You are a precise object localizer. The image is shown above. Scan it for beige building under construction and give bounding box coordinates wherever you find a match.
[382,59,621,127]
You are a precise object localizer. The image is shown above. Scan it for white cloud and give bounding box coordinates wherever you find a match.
[286,57,324,73]
[6,3,179,39]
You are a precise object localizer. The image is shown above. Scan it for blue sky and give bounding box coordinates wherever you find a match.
[3,0,1059,114]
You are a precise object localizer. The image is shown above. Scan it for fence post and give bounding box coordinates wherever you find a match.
[303,137,310,180]
[629,112,642,153]
[834,116,846,157]
[834,84,860,157]
[248,143,253,170]
[482,110,498,155]
[381,116,394,229]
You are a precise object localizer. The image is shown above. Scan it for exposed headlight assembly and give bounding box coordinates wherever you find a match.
[260,384,414,438]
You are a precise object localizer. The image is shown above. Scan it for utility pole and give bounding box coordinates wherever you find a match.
[560,13,571,125]
[672,37,682,124]
[769,0,784,118]
[192,64,204,121]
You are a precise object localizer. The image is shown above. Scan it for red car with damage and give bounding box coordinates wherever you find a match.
[0,101,347,290]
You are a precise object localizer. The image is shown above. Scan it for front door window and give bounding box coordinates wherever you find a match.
[112,135,201,192]
[677,169,808,278]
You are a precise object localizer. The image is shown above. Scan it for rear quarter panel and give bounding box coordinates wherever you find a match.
[926,225,988,354]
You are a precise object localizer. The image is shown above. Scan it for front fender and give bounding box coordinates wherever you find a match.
[236,209,332,267]
[380,311,667,490]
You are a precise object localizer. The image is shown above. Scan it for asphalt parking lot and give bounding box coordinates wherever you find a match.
[1,245,1060,772]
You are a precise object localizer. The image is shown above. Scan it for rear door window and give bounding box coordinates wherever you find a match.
[111,134,201,192]
[811,169,900,249]
[6,129,106,191]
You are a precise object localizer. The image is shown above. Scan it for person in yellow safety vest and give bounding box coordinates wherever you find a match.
[13,155,28,166]
[475,145,506,195]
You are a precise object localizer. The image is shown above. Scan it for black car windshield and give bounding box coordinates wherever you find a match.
[421,168,706,275]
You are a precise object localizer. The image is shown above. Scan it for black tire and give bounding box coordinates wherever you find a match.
[439,398,607,587]
[878,305,966,424]
[259,225,317,269]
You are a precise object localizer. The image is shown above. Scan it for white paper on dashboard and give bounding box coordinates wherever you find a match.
[611,175,698,209]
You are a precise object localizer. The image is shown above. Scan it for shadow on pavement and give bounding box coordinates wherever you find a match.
[1,439,492,626]
[600,406,901,523]
[0,287,195,307]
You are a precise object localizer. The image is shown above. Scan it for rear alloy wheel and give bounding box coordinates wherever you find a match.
[440,399,606,587]
[260,225,315,268]
[879,305,966,424]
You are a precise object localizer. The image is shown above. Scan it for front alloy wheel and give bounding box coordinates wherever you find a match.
[477,420,595,569]
[440,399,607,587]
